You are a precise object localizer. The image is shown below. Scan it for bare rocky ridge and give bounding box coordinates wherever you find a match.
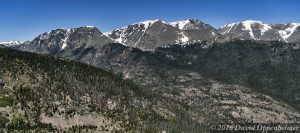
[104,19,220,50]
[15,26,113,56]
[218,20,300,43]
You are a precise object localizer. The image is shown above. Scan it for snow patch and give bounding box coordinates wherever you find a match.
[260,24,272,35]
[103,32,110,37]
[61,30,71,49]
[115,36,124,43]
[137,19,160,30]
[220,22,238,34]
[241,20,258,38]
[0,41,23,46]
[113,30,127,44]
[221,20,272,37]
[241,20,272,39]
[61,37,68,49]
[179,32,189,43]
[133,20,158,46]
[278,23,300,41]
[169,20,191,30]
[104,20,160,45]
[221,22,237,29]
[66,29,71,33]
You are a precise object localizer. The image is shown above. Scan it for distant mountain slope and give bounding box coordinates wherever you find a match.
[105,19,300,50]
[70,42,300,125]
[218,20,300,43]
[0,41,23,47]
[15,26,113,57]
[154,40,300,111]
[84,41,300,115]
[104,19,221,50]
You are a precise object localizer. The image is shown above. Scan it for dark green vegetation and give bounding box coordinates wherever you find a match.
[0,113,9,128]
[0,46,205,132]
[3,39,300,132]
[156,40,300,111]
[0,96,13,107]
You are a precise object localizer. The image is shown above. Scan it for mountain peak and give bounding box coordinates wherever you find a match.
[278,23,300,40]
[219,20,273,40]
[138,19,161,24]
[221,20,264,28]
[85,26,96,28]
[242,20,263,24]
[169,19,202,29]
[104,19,218,50]
[135,19,162,25]
[0,41,23,46]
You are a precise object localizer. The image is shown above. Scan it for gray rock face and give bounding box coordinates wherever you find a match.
[218,20,300,43]
[277,23,300,43]
[105,19,219,50]
[16,26,113,57]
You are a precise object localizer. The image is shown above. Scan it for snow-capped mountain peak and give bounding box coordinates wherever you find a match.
[85,26,96,28]
[169,19,205,30]
[104,19,217,50]
[0,41,23,47]
[242,20,272,37]
[169,19,193,30]
[19,26,113,54]
[278,23,300,41]
[138,19,161,28]
[219,20,300,43]
[223,20,271,34]
[103,19,163,44]
[219,20,274,40]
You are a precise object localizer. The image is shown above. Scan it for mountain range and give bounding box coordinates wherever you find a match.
[0,41,23,47]
[5,19,300,51]
[1,19,300,132]
[104,19,300,50]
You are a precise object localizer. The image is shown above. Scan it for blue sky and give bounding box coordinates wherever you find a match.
[1,0,299,41]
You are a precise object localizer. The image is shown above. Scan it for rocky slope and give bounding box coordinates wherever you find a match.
[105,19,300,50]
[14,26,113,57]
[218,20,300,43]
[104,19,221,50]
